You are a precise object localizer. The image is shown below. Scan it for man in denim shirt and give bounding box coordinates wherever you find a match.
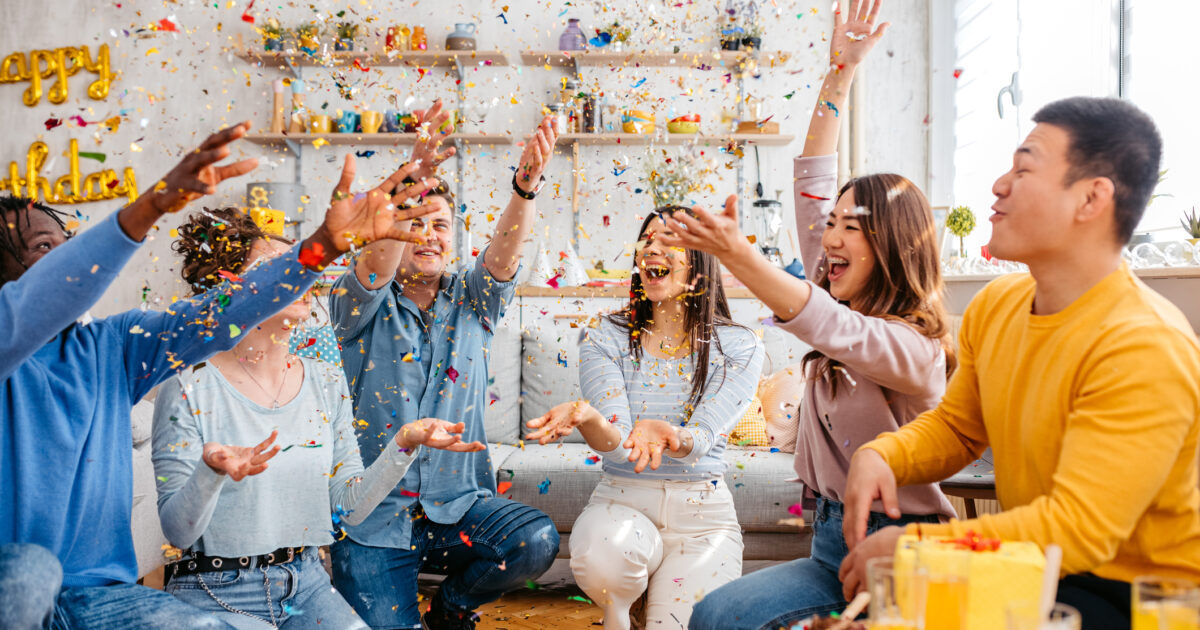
[329,106,561,630]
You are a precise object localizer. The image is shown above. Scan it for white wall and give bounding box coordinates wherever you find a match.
[1,0,929,317]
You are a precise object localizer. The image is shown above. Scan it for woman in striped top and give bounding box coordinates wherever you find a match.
[526,208,764,630]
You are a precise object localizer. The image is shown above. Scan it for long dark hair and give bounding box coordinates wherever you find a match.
[802,174,956,396]
[604,206,747,411]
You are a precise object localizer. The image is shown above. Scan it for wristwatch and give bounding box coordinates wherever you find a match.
[512,173,546,200]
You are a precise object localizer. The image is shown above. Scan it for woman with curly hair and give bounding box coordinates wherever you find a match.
[152,205,484,630]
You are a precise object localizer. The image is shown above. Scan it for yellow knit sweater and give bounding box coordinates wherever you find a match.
[864,263,1200,583]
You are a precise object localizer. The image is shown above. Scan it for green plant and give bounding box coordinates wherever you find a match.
[743,20,764,39]
[644,147,719,208]
[1181,207,1200,239]
[336,22,360,40]
[261,18,283,40]
[295,23,319,40]
[946,205,977,257]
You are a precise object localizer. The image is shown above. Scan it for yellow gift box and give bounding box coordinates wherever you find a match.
[895,534,1045,630]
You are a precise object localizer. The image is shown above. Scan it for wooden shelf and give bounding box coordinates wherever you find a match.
[236,49,510,70]
[243,132,513,149]
[518,285,758,299]
[555,132,794,147]
[520,50,788,68]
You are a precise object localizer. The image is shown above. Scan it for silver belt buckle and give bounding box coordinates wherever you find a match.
[287,548,295,562]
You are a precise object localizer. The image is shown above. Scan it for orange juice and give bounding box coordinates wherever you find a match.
[925,577,968,630]
[1133,602,1200,630]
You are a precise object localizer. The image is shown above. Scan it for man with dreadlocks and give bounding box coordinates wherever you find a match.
[0,121,445,630]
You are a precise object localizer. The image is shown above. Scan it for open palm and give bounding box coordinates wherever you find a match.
[321,157,444,252]
[397,418,485,452]
[525,400,595,445]
[624,419,681,473]
[658,195,747,260]
[202,430,281,481]
[831,0,889,67]
[150,122,259,214]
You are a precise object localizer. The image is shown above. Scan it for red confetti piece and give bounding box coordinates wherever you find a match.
[558,251,568,261]
[787,503,804,517]
[298,337,317,349]
[353,58,371,72]
[497,481,513,494]
[298,242,325,267]
[399,489,420,497]
[981,245,992,261]
[471,247,480,257]
[446,367,459,383]
[942,530,1001,552]
[44,118,62,130]
[459,531,473,547]
[240,0,256,23]
[217,269,243,283]
[546,273,560,289]
[602,215,610,227]
[156,18,178,32]
[798,191,831,201]
[953,68,964,79]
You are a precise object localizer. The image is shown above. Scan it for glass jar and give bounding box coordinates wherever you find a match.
[546,104,569,135]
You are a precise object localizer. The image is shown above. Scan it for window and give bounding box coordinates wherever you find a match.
[932,0,1195,255]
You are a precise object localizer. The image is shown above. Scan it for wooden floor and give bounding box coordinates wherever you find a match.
[421,560,604,629]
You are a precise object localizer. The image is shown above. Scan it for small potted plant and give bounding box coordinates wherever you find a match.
[742,21,764,51]
[295,23,320,53]
[335,22,360,51]
[261,18,284,51]
[946,205,977,258]
[1181,207,1200,245]
[590,21,632,52]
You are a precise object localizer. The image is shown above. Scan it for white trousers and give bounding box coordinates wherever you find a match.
[569,475,744,630]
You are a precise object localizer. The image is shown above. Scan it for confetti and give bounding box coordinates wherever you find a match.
[525,579,541,590]
[77,152,106,163]
[446,367,459,382]
[568,595,593,604]
[497,481,513,494]
[298,243,325,266]
[953,68,964,79]
[459,531,473,547]
[282,603,303,616]
[584,455,600,465]
[44,118,62,130]
[798,191,831,201]
[400,489,420,497]
[228,324,242,338]
[787,504,804,517]
[820,100,840,116]
[355,150,376,158]
[537,478,551,494]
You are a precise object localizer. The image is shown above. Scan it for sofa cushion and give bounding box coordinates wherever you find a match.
[494,443,805,535]
[483,313,522,444]
[521,322,586,443]
[759,363,804,453]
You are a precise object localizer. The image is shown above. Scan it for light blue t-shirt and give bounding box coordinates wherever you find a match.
[330,252,516,550]
[579,318,765,481]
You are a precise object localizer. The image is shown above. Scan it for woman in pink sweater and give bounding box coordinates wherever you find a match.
[674,1,957,626]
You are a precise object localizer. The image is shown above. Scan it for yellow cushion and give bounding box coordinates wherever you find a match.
[894,534,1045,630]
[729,395,768,447]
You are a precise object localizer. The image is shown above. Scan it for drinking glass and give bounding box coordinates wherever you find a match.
[868,557,927,630]
[1132,576,1200,630]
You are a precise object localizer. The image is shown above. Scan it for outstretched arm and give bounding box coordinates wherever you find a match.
[482,116,558,282]
[802,0,888,158]
[352,99,457,291]
[0,123,257,381]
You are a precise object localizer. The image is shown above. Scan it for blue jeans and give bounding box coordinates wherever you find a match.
[689,497,940,630]
[330,497,559,629]
[166,548,365,629]
[0,543,232,630]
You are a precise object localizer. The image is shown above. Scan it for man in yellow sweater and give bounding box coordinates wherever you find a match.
[838,96,1200,628]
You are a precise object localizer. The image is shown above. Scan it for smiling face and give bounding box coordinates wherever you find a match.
[396,196,453,282]
[0,207,69,283]
[821,189,877,305]
[635,216,692,304]
[988,123,1089,264]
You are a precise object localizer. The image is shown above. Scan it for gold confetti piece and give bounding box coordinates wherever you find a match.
[130,143,142,152]
[169,228,178,238]
[146,48,159,56]
[312,138,328,148]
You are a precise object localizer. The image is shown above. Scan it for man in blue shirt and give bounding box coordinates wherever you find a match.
[329,109,561,630]
[0,121,444,630]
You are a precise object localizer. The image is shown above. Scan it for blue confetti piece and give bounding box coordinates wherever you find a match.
[283,602,304,616]
[368,273,377,285]
[556,352,568,368]
[355,150,376,158]
[497,12,507,24]
[537,478,551,494]
[631,77,647,88]
[459,203,468,214]
[821,100,840,117]
[634,188,644,194]
[558,8,568,16]
[769,447,780,453]
[612,166,628,176]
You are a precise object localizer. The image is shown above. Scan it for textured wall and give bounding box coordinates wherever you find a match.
[0,0,929,317]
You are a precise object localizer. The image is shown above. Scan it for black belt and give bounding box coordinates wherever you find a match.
[168,546,304,578]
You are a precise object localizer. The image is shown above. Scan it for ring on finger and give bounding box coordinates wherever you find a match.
[331,190,351,202]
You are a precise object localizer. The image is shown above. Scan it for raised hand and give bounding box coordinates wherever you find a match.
[409,99,457,181]
[514,116,558,194]
[525,400,597,445]
[395,418,485,452]
[319,157,444,253]
[148,122,259,214]
[659,195,750,261]
[202,430,281,481]
[624,419,682,473]
[831,0,889,67]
